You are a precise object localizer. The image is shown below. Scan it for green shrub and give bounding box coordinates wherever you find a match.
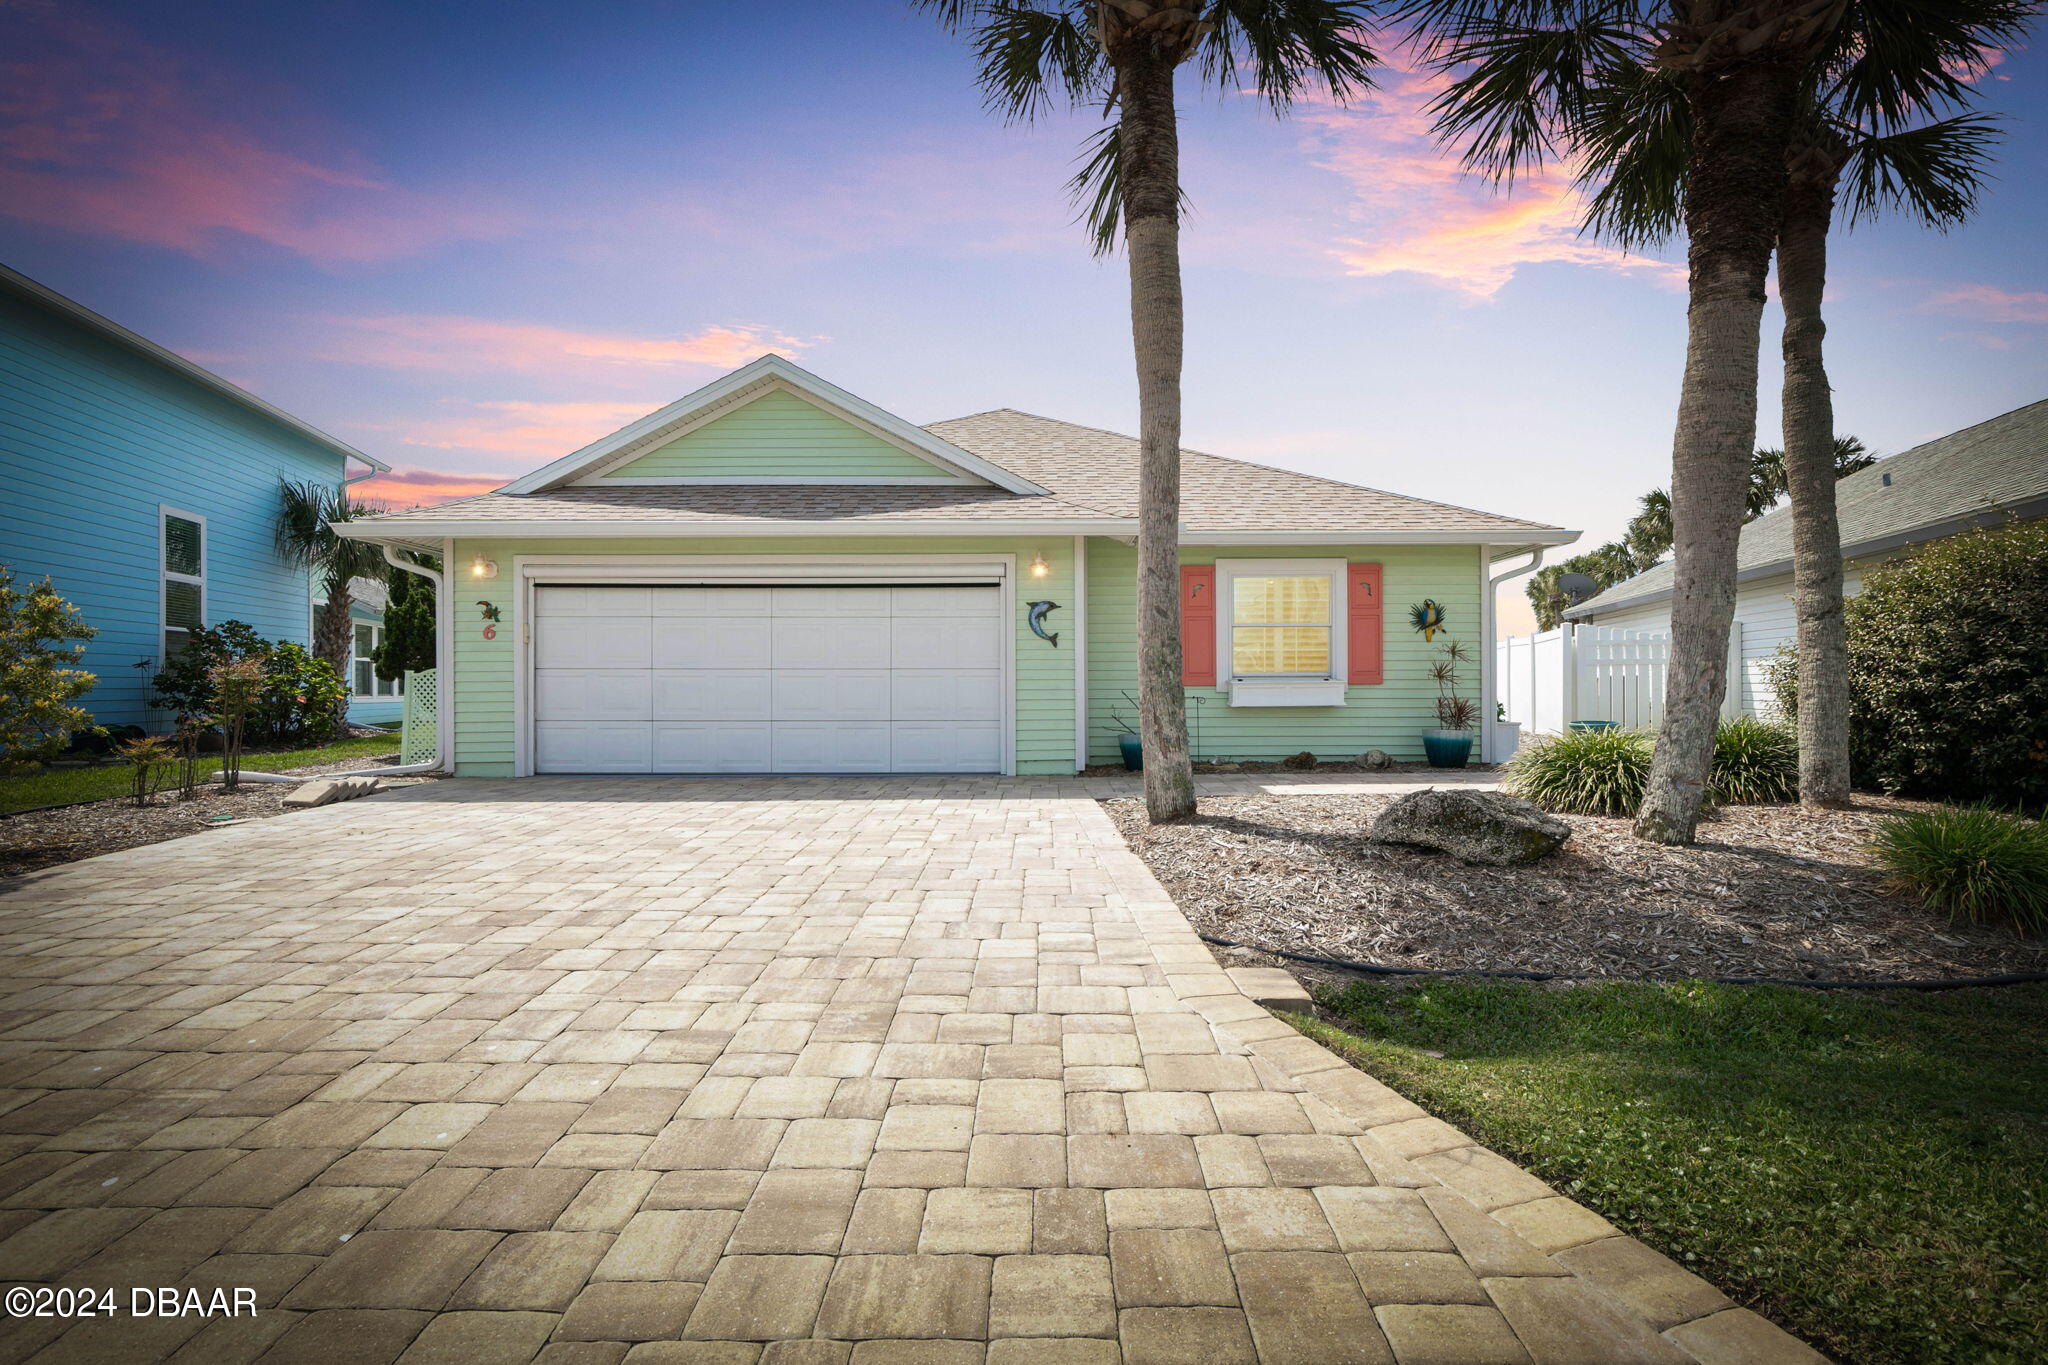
[150,621,346,747]
[1843,520,2048,806]
[1761,643,1800,721]
[1505,727,1654,815]
[0,568,99,768]
[1710,716,1799,803]
[1869,805,2048,935]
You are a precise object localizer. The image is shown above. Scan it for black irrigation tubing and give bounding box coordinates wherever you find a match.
[1197,932,2048,992]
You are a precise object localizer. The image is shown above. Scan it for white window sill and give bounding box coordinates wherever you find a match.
[1226,678,1347,707]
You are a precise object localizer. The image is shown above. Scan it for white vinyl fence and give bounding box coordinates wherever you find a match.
[1497,623,1744,735]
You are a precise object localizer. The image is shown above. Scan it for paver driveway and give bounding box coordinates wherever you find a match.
[0,778,1809,1364]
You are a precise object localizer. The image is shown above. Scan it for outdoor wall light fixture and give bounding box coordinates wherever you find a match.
[471,555,499,580]
[1028,552,1051,579]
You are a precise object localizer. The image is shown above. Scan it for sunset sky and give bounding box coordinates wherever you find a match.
[3,0,2041,633]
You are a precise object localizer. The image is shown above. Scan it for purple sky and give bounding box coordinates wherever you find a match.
[3,0,2041,632]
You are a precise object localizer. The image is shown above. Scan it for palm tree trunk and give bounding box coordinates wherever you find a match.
[1777,167,1851,806]
[1635,59,1802,845]
[1117,49,1196,823]
[315,578,354,732]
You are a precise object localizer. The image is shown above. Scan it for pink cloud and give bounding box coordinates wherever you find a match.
[395,399,666,459]
[316,315,811,379]
[0,6,507,263]
[1924,283,2048,324]
[1294,62,1682,299]
[354,468,513,509]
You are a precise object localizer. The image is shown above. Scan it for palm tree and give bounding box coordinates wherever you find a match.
[1404,0,1996,842]
[1574,5,2022,807]
[919,1,1377,822]
[276,480,384,727]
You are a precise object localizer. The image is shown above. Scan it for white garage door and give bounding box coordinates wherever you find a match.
[531,584,1004,774]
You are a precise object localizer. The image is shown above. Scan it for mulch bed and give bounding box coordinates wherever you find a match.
[0,754,434,879]
[1107,792,2047,983]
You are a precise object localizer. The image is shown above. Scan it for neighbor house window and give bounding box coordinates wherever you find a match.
[161,508,205,661]
[352,622,403,699]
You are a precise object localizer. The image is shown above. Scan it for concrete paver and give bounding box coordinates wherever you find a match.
[0,775,1809,1362]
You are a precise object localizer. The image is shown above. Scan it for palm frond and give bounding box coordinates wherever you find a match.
[1840,112,2003,228]
[1066,122,1195,256]
[1573,60,1687,248]
[1420,15,1641,183]
[1197,0,1382,111]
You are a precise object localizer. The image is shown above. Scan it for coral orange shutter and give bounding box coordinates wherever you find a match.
[1181,565,1217,686]
[1348,563,1384,685]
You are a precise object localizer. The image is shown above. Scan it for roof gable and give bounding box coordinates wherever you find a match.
[501,355,1047,495]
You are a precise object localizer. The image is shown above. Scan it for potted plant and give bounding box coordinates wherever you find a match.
[1424,641,1476,768]
[1495,701,1522,759]
[1107,695,1142,771]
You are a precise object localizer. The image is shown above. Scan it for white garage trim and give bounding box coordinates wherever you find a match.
[511,554,1017,776]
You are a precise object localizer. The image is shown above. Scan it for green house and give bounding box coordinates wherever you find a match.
[339,356,1576,776]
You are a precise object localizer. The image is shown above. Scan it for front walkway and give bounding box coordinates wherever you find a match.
[0,779,1812,1364]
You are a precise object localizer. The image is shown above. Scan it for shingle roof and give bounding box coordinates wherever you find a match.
[927,410,1564,535]
[354,407,1567,541]
[1568,398,2048,618]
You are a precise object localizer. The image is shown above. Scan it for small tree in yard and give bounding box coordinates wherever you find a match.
[0,569,99,769]
[211,657,265,793]
[119,734,175,808]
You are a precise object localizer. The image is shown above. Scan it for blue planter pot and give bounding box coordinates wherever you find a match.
[1118,734,1144,771]
[1423,730,1473,769]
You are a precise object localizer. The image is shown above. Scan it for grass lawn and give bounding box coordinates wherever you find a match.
[1300,978,2048,1365]
[0,734,402,815]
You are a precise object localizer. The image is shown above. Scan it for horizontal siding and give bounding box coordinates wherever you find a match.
[0,291,345,728]
[1084,541,1482,764]
[1580,565,1870,717]
[606,389,950,480]
[449,535,1075,775]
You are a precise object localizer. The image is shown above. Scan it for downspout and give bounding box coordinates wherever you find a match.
[1482,546,1543,762]
[240,541,447,783]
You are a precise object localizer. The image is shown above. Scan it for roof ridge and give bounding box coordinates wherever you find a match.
[931,408,1558,531]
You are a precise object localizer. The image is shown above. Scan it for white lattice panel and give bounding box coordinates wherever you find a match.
[401,669,438,765]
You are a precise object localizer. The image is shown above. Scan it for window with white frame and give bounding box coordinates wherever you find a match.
[352,622,403,699]
[160,508,205,661]
[1218,559,1348,706]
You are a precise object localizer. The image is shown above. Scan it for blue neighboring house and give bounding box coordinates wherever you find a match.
[0,263,399,733]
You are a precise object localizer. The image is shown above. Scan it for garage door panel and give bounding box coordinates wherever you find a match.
[651,670,773,721]
[773,723,893,773]
[651,723,771,772]
[892,617,1000,669]
[893,586,997,616]
[773,670,890,722]
[652,618,772,669]
[536,618,652,669]
[650,587,773,617]
[536,669,651,721]
[772,617,891,669]
[535,722,653,773]
[892,669,1002,721]
[893,723,1002,773]
[774,586,892,616]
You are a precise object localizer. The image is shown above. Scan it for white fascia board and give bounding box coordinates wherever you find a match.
[498,355,1049,497]
[1184,529,1579,547]
[333,517,1135,540]
[1,264,390,473]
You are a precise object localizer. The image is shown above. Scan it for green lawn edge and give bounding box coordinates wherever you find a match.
[0,734,403,816]
[1295,978,2048,1365]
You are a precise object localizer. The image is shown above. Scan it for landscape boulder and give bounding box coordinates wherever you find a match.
[1358,749,1393,771]
[281,776,388,810]
[1367,788,1570,866]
